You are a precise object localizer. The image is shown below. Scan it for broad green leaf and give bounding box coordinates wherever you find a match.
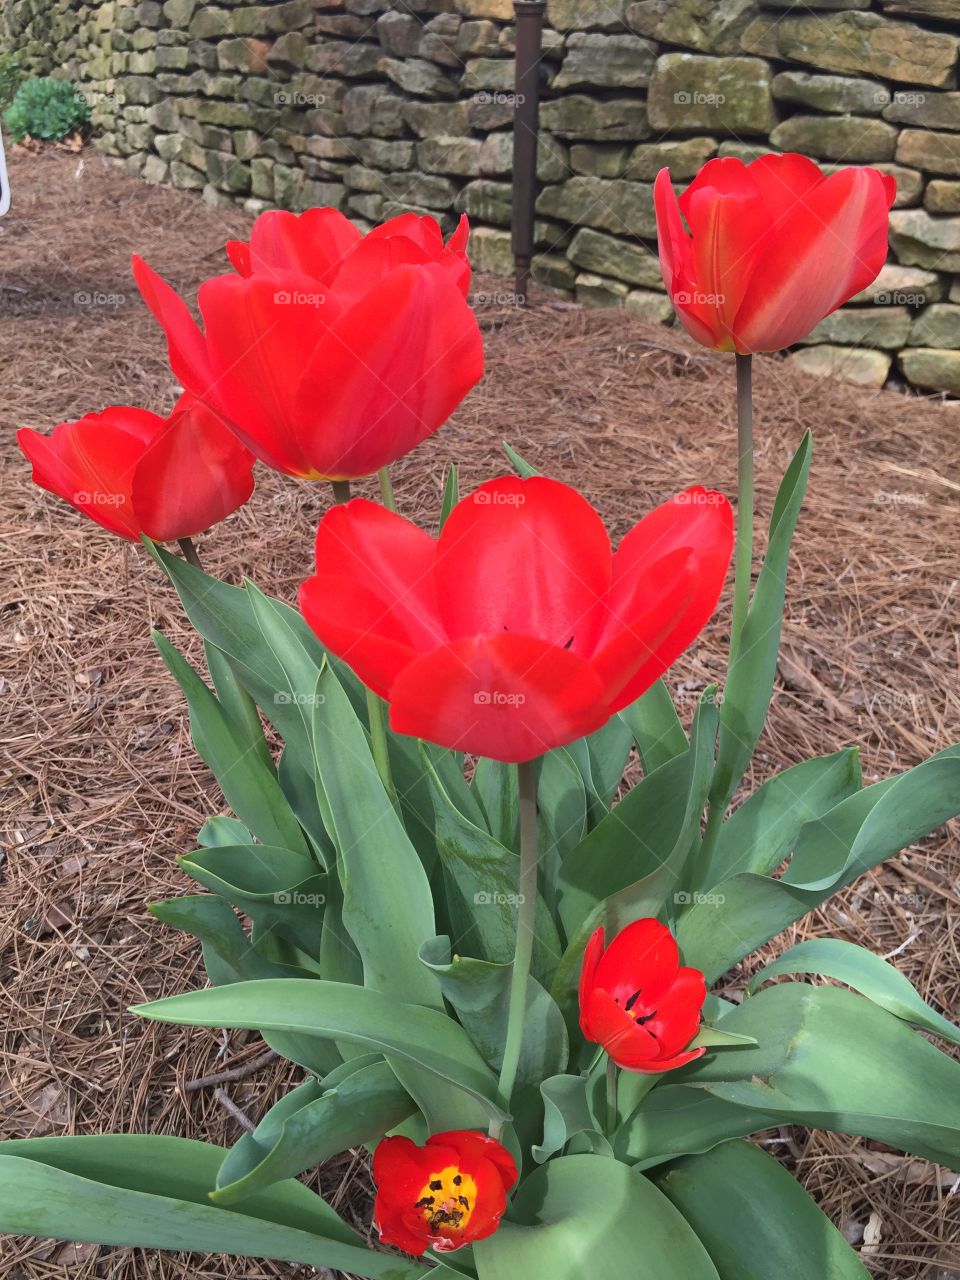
[177,845,326,959]
[204,639,273,772]
[711,432,811,809]
[471,757,519,850]
[420,937,568,1088]
[148,895,340,1076]
[423,751,562,984]
[684,982,960,1170]
[615,1084,780,1170]
[537,747,587,912]
[679,749,960,981]
[133,979,507,1125]
[619,679,687,775]
[213,1061,413,1205]
[153,631,309,859]
[0,1136,427,1280]
[654,1140,871,1280]
[706,748,861,886]
[198,816,254,848]
[557,750,690,939]
[312,666,439,1006]
[473,1154,720,1280]
[533,1074,611,1163]
[748,938,960,1047]
[688,1027,757,1049]
[584,714,635,812]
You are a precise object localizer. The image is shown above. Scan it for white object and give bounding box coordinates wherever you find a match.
[0,124,9,215]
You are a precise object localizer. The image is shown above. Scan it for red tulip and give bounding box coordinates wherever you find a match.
[655,153,896,354]
[131,209,483,481]
[579,919,706,1072]
[372,1129,518,1256]
[17,395,254,543]
[299,475,733,763]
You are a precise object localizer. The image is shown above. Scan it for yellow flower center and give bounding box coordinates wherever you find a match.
[414,1165,478,1238]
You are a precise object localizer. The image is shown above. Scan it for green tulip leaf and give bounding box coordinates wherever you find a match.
[439,462,459,529]
[748,937,960,1047]
[533,1074,611,1163]
[204,638,274,772]
[132,979,507,1125]
[212,1060,413,1206]
[198,816,255,848]
[471,757,519,850]
[615,1084,781,1170]
[0,1135,427,1280]
[473,1154,720,1280]
[618,678,688,776]
[654,1140,871,1280]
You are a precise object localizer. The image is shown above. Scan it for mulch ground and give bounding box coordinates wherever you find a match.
[1,147,959,1279]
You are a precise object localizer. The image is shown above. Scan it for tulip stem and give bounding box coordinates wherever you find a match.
[329,479,398,812]
[729,353,754,653]
[605,1056,618,1134]
[490,757,539,1141]
[178,537,202,570]
[378,466,397,513]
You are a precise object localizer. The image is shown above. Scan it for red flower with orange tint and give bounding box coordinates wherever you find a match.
[372,1129,518,1256]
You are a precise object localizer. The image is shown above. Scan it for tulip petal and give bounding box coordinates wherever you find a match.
[743,151,825,227]
[578,927,606,1039]
[593,917,680,1009]
[294,262,483,480]
[582,987,663,1067]
[197,269,344,477]
[226,207,361,281]
[18,411,160,540]
[132,256,219,405]
[647,965,706,1057]
[387,632,609,763]
[654,169,720,350]
[435,476,612,652]
[597,487,733,711]
[130,396,254,542]
[733,164,896,353]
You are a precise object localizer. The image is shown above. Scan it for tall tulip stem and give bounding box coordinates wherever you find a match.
[729,353,754,653]
[329,479,398,812]
[178,537,202,570]
[490,758,539,1141]
[377,466,397,513]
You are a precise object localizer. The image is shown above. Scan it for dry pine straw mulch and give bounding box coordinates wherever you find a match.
[0,148,958,1280]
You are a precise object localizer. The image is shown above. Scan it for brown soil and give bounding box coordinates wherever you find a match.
[1,148,958,1279]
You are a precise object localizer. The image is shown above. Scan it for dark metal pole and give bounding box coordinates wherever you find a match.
[511,0,545,306]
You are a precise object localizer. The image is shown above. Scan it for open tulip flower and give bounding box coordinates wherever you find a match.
[131,209,483,481]
[580,919,707,1072]
[655,153,896,354]
[17,394,254,543]
[372,1129,518,1256]
[300,475,733,762]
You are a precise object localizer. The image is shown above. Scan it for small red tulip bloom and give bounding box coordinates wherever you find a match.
[17,395,254,543]
[655,153,896,354]
[373,1129,518,1256]
[131,208,483,482]
[299,476,733,763]
[579,919,706,1072]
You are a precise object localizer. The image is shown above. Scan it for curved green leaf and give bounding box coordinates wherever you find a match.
[533,1075,611,1163]
[618,679,687,776]
[473,1155,720,1280]
[654,1140,871,1279]
[132,979,507,1125]
[213,1061,413,1205]
[684,982,960,1170]
[615,1084,780,1170]
[0,1136,426,1280]
[748,938,960,1047]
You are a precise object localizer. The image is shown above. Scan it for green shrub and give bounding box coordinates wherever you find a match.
[3,76,89,142]
[0,53,24,111]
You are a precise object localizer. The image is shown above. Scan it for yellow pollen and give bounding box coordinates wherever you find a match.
[414,1165,478,1237]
